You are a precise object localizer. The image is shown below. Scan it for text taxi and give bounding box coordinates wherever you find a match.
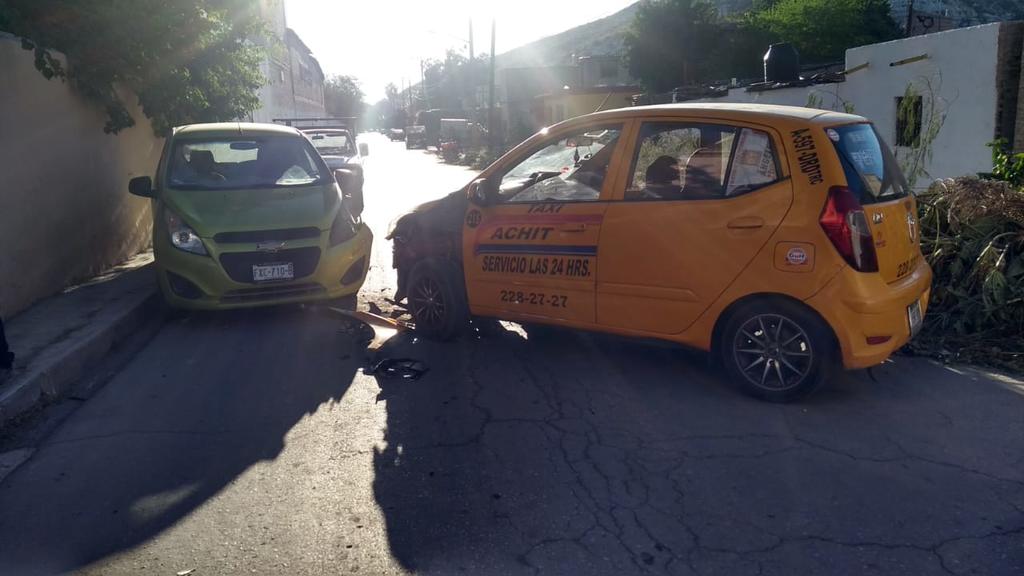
[387,104,932,401]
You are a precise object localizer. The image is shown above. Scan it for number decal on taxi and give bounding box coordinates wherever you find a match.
[499,290,568,308]
[895,255,919,279]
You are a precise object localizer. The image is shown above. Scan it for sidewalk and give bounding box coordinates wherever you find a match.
[0,252,161,427]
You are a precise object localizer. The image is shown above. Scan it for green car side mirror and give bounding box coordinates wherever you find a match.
[128,176,154,198]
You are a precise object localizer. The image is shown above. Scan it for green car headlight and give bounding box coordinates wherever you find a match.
[164,208,207,256]
[329,209,357,246]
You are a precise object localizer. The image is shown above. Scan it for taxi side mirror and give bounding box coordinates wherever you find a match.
[359,142,369,156]
[468,178,494,206]
[128,176,154,198]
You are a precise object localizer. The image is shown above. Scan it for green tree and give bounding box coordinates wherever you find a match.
[746,0,902,64]
[624,0,722,92]
[0,0,266,135]
[324,75,365,119]
[421,50,485,113]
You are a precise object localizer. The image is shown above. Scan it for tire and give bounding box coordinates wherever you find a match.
[329,293,358,311]
[407,260,469,340]
[718,298,835,402]
[159,296,188,321]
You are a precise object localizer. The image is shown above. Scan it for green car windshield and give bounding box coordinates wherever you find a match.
[167,137,327,190]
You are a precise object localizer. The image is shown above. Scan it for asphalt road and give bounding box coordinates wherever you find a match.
[0,134,1022,576]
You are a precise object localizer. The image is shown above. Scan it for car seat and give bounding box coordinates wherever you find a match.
[643,155,682,199]
[681,147,724,199]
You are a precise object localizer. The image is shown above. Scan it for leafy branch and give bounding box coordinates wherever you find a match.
[895,75,950,189]
[988,138,1024,186]
[0,0,268,135]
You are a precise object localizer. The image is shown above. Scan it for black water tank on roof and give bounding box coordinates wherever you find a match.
[764,43,800,83]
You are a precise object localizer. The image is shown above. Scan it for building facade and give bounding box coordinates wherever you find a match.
[536,86,639,127]
[250,0,325,122]
[691,21,1024,187]
[498,55,637,141]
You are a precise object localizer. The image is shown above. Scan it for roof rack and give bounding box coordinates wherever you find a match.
[272,117,357,131]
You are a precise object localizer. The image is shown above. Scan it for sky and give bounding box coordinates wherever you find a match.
[284,0,636,101]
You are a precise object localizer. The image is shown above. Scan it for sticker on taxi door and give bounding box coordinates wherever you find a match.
[473,209,601,280]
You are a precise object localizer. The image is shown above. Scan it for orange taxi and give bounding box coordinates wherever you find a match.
[387,104,932,401]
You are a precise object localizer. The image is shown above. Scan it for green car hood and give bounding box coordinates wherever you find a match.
[162,185,339,237]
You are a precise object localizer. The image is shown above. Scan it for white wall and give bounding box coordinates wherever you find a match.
[0,35,160,315]
[698,83,847,110]
[695,22,1009,186]
[843,22,1002,182]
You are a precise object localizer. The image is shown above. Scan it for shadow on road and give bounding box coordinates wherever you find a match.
[370,324,1024,575]
[0,306,362,575]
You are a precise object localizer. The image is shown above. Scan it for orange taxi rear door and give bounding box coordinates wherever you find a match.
[595,118,793,335]
[462,122,632,325]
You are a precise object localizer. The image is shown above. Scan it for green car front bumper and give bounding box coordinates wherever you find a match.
[155,224,373,310]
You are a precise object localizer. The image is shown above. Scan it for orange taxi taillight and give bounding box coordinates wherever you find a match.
[819,186,879,273]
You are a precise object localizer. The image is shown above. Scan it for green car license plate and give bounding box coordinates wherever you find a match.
[252,262,294,282]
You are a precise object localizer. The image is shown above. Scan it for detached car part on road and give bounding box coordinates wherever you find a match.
[388,104,932,402]
[129,122,371,310]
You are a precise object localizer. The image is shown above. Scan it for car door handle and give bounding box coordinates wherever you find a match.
[727,217,765,229]
[560,224,587,233]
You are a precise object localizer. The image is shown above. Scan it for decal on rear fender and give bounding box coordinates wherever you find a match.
[791,128,824,186]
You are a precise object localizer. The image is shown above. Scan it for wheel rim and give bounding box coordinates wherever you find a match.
[410,275,446,328]
[732,314,813,391]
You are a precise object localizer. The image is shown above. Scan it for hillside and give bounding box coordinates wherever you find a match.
[497,3,639,68]
[496,0,1024,70]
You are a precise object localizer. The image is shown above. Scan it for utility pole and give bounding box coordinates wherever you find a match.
[420,59,428,110]
[488,18,497,149]
[905,0,915,37]
[469,19,475,114]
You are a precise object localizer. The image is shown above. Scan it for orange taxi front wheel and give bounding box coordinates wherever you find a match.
[719,299,835,402]
[407,260,468,340]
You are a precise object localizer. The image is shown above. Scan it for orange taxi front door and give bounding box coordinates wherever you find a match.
[463,202,607,325]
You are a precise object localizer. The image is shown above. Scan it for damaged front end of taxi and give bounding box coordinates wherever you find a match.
[387,189,468,302]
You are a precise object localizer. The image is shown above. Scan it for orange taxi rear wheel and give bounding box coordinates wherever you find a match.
[719,299,835,402]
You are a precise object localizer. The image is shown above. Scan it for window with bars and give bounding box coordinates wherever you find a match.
[895,95,923,147]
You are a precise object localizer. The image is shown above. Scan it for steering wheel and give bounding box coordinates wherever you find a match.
[573,165,606,188]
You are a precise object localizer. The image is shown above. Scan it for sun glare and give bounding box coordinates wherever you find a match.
[284,0,635,100]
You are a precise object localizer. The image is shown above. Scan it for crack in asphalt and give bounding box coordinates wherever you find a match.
[449,334,1024,575]
[360,291,1022,575]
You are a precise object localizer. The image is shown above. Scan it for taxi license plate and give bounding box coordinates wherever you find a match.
[907,299,923,336]
[252,263,294,282]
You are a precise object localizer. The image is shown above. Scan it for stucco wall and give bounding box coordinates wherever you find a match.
[0,35,160,316]
[696,83,847,110]
[843,22,1006,183]
[694,22,1017,186]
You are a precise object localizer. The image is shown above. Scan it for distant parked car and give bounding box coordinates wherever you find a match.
[128,122,371,310]
[304,128,368,214]
[388,128,406,142]
[405,125,427,149]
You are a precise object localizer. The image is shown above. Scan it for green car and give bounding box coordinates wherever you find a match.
[128,123,372,310]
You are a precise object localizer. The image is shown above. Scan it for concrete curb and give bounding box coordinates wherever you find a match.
[0,290,163,427]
